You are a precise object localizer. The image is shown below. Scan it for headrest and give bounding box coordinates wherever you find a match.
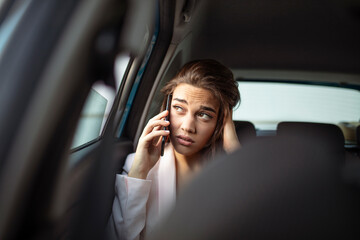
[233,121,256,144]
[277,122,345,153]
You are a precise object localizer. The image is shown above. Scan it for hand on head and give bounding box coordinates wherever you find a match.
[223,108,241,153]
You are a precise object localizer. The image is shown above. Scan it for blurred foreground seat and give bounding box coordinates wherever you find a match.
[357,125,360,157]
[149,136,360,240]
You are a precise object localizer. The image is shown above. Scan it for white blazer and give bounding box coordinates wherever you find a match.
[107,144,176,240]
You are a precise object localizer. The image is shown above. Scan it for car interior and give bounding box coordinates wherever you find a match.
[0,0,359,239]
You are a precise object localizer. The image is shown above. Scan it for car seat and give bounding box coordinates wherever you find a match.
[276,121,345,154]
[149,136,360,240]
[233,120,256,145]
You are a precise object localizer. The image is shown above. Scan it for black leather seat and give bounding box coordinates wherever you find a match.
[150,136,360,240]
[277,121,345,154]
[233,120,256,145]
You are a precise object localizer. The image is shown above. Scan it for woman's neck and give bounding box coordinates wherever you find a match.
[174,151,200,168]
[174,150,203,192]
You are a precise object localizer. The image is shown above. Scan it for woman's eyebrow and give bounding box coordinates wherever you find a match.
[173,98,217,113]
[200,106,216,113]
[173,98,188,104]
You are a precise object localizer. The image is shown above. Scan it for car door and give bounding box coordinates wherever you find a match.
[0,0,172,239]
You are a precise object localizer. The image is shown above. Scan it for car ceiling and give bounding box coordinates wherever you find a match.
[177,0,360,77]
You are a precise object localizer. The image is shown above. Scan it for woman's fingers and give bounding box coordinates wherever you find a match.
[223,107,232,122]
[142,111,170,135]
[130,111,170,179]
[142,129,170,147]
[223,108,241,153]
[142,119,170,136]
[137,110,171,153]
[150,110,169,122]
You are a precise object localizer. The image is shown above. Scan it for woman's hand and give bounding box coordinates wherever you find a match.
[128,110,170,179]
[223,108,241,153]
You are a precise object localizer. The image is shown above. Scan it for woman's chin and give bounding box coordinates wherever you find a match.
[172,143,198,157]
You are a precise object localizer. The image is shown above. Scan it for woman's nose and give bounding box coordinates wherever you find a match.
[181,114,196,133]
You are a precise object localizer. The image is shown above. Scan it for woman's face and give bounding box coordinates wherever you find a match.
[169,83,219,158]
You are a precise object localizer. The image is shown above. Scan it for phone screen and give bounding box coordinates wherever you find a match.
[161,94,172,156]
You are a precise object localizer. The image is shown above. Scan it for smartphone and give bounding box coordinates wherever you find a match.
[161,94,172,156]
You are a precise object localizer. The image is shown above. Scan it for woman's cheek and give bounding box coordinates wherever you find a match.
[169,115,179,131]
[170,112,181,125]
[201,122,217,139]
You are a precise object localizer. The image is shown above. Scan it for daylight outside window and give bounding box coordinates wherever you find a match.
[71,54,130,148]
[233,82,360,130]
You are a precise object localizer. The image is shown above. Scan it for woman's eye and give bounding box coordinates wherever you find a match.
[173,105,184,112]
[198,112,213,120]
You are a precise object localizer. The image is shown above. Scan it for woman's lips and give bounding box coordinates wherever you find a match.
[176,135,194,146]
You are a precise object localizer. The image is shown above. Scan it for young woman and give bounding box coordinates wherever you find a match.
[107,59,241,240]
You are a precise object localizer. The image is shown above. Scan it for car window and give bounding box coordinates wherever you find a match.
[234,82,360,130]
[71,54,130,149]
